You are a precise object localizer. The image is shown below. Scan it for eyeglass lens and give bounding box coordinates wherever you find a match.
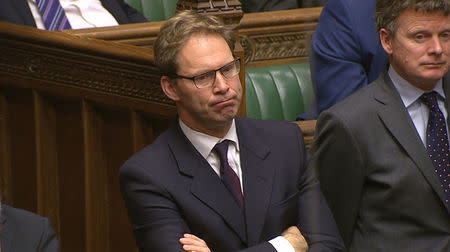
[194,59,240,88]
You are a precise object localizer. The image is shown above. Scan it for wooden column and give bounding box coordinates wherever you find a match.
[82,100,110,252]
[33,91,61,235]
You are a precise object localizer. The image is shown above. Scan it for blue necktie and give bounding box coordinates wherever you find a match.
[213,140,244,208]
[35,0,71,31]
[421,91,450,205]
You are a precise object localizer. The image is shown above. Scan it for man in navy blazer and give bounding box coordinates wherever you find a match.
[1,204,59,251]
[299,0,388,119]
[0,0,146,28]
[120,10,344,252]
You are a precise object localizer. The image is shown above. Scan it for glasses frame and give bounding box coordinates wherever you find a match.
[170,57,241,89]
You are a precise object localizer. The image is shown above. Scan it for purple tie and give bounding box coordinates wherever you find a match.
[35,0,71,31]
[213,140,244,208]
[421,91,450,205]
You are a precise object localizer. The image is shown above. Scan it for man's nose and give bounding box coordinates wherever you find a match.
[428,36,444,55]
[213,71,230,92]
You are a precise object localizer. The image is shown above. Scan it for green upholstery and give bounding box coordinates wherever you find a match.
[125,0,178,21]
[245,63,314,121]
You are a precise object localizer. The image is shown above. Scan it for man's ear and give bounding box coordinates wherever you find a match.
[379,28,393,55]
[161,76,180,102]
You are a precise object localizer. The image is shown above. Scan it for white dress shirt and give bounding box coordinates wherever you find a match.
[178,119,295,252]
[27,0,119,30]
[389,66,449,146]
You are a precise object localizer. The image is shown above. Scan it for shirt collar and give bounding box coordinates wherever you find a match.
[389,65,445,108]
[179,119,239,159]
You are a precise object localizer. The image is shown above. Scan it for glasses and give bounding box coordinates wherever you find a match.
[171,58,241,89]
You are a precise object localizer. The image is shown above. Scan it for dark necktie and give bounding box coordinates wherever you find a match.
[35,0,71,31]
[420,91,450,204]
[213,140,244,208]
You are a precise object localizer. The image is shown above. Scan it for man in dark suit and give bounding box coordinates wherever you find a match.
[299,0,388,120]
[120,10,344,252]
[1,204,59,251]
[0,0,146,29]
[311,0,450,250]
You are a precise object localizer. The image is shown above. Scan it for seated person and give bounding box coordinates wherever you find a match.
[0,0,147,30]
[1,203,59,251]
[311,0,450,250]
[120,9,344,252]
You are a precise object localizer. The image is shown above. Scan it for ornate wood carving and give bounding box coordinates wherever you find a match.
[0,22,175,117]
[176,0,243,25]
[66,7,322,67]
[238,7,322,67]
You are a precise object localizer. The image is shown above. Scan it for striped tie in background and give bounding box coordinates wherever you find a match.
[35,0,71,31]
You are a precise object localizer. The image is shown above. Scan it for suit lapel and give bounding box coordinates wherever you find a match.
[167,123,247,243]
[100,0,127,24]
[374,72,450,213]
[10,0,37,26]
[236,118,274,245]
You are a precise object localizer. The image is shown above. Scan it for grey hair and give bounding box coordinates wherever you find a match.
[376,0,450,34]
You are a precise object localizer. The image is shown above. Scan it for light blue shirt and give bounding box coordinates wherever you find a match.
[389,66,449,146]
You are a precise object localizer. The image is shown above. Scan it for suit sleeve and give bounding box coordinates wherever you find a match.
[310,0,369,114]
[116,0,147,23]
[39,218,60,252]
[120,162,190,252]
[121,161,280,252]
[292,124,345,252]
[311,111,365,249]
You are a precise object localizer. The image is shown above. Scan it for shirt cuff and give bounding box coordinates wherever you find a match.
[268,236,296,252]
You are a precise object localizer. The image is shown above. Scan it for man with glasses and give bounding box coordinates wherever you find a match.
[120,10,344,252]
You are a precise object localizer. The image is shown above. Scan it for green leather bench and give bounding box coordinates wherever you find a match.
[245,62,314,121]
[125,0,178,21]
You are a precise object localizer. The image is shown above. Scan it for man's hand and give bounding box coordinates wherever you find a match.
[282,226,308,252]
[179,233,211,252]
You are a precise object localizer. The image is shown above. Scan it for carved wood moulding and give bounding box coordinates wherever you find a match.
[238,7,322,67]
[239,31,313,65]
[0,23,174,111]
[177,0,243,25]
[66,7,322,67]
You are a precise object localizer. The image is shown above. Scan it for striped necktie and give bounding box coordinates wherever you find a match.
[35,0,71,31]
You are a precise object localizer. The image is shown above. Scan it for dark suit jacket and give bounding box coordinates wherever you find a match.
[312,70,450,251]
[299,0,388,120]
[243,0,299,12]
[0,0,146,28]
[1,204,59,252]
[120,117,344,252]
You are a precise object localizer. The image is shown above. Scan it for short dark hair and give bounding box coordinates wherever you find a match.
[376,0,450,34]
[153,10,235,76]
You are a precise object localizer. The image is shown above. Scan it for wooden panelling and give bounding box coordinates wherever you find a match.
[54,100,85,252]
[101,107,134,252]
[82,100,111,252]
[33,91,61,235]
[0,22,178,251]
[0,92,13,205]
[1,88,37,212]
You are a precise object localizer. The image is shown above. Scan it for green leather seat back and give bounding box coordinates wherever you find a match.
[245,63,314,121]
[124,0,178,21]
